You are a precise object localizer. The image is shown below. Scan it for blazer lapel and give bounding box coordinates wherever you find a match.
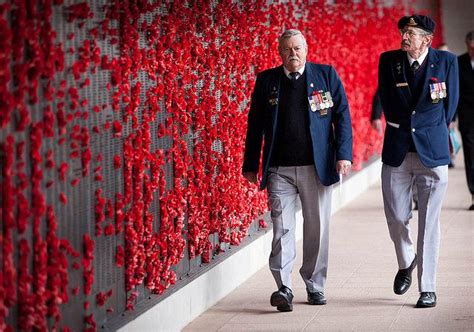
[305,62,316,99]
[393,51,412,108]
[416,48,439,108]
[269,67,282,133]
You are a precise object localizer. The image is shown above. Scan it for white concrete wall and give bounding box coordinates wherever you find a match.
[441,0,474,55]
[118,159,382,332]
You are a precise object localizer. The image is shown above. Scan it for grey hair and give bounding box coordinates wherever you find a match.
[278,29,307,49]
[466,31,474,43]
[413,27,432,36]
[412,27,433,46]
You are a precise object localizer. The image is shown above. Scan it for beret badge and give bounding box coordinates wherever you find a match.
[408,17,417,26]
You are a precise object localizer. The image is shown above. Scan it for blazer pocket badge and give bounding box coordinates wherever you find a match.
[268,87,278,106]
[309,90,333,116]
[429,81,447,104]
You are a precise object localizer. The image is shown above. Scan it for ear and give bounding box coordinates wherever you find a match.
[424,34,433,46]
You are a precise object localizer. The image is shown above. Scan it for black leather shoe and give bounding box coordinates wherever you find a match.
[416,292,437,308]
[270,286,293,312]
[469,204,474,211]
[393,255,417,295]
[307,290,327,305]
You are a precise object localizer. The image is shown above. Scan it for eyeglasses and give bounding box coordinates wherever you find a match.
[399,29,425,38]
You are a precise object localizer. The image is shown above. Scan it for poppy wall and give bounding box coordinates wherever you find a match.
[0,0,437,330]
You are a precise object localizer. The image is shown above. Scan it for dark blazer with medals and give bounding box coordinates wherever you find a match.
[378,48,459,168]
[243,62,353,189]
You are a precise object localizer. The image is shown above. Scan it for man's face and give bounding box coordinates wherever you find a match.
[467,40,474,58]
[400,27,430,54]
[279,35,308,72]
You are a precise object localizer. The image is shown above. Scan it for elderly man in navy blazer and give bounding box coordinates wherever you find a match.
[243,29,352,312]
[378,15,459,308]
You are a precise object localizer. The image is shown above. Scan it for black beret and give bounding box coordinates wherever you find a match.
[397,15,436,34]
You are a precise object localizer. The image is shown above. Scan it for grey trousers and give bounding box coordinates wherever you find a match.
[267,165,333,292]
[382,153,448,292]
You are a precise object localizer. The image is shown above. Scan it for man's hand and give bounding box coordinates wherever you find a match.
[243,171,258,184]
[371,119,383,134]
[336,160,352,177]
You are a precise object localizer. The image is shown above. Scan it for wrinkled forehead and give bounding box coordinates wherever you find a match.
[279,34,306,48]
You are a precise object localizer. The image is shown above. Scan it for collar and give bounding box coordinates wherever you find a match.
[407,47,429,66]
[283,65,305,80]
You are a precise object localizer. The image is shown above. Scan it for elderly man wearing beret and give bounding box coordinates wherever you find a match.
[378,15,459,308]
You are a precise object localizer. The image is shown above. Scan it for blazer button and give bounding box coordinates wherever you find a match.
[412,128,416,132]
[412,110,416,115]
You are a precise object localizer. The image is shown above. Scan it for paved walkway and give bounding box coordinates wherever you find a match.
[184,154,474,331]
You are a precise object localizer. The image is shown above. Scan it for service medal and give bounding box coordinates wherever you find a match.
[441,82,447,97]
[321,91,332,110]
[327,93,334,108]
[308,95,318,112]
[429,83,440,101]
[315,92,323,110]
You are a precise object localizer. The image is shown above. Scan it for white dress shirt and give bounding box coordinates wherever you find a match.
[407,47,429,67]
[283,65,305,80]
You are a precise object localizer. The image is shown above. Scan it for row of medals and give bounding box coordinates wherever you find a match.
[430,82,447,103]
[310,91,333,114]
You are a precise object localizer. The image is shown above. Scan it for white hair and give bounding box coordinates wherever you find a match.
[278,29,307,50]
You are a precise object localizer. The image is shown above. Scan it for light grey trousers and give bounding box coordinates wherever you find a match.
[382,153,448,292]
[267,165,333,292]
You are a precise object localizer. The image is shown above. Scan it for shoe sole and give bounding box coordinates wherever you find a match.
[270,294,293,312]
[276,304,293,312]
[415,302,436,308]
[308,299,327,305]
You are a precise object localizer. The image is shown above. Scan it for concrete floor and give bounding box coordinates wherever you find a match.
[184,154,474,331]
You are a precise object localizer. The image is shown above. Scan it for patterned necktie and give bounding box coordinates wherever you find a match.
[289,72,298,81]
[411,60,420,72]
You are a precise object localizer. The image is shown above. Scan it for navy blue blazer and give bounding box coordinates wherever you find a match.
[243,62,353,189]
[378,48,459,168]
